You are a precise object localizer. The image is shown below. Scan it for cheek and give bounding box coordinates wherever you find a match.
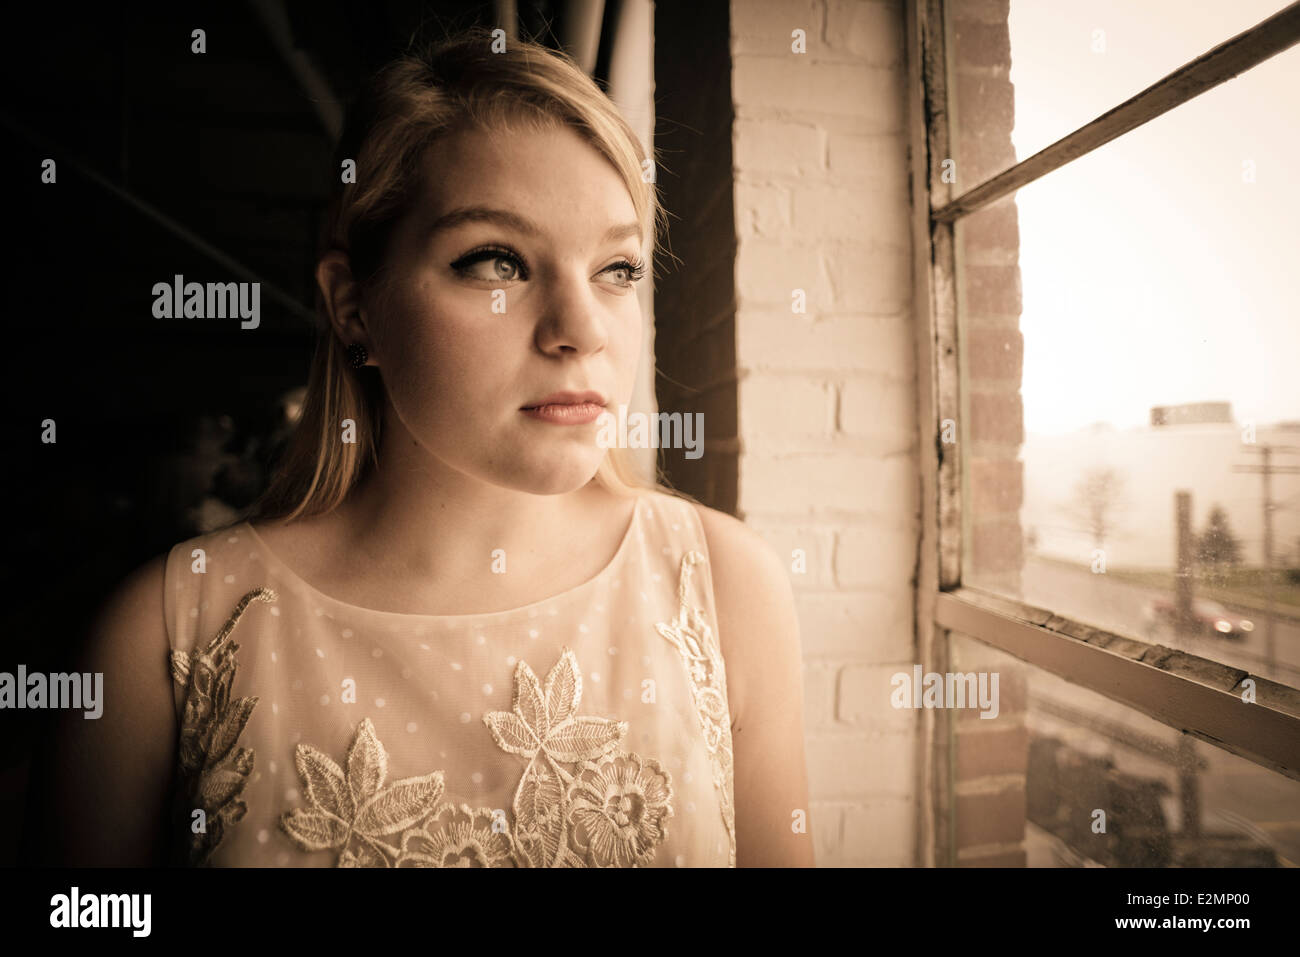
[374,288,517,419]
[611,303,644,383]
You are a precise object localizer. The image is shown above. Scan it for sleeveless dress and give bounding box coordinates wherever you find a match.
[162,488,737,868]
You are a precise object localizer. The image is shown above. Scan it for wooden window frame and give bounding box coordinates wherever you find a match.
[904,0,1300,864]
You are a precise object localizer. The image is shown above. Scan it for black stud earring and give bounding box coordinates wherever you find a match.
[345,343,368,369]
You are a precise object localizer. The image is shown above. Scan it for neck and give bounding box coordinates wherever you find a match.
[328,416,631,601]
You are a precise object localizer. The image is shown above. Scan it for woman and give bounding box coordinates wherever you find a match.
[41,28,813,868]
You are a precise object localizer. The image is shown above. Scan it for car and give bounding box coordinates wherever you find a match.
[1144,596,1254,638]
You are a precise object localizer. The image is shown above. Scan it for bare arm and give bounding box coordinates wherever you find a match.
[695,503,816,867]
[27,554,178,866]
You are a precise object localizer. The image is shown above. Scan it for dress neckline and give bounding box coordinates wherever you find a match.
[238,492,644,623]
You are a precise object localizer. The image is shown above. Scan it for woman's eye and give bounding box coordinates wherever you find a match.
[451,250,527,282]
[602,259,647,288]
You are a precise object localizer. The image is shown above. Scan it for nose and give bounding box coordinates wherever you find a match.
[532,269,609,357]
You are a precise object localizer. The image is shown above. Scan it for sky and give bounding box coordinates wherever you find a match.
[1003,0,1300,435]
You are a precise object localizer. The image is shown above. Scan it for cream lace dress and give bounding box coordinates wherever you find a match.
[163,489,736,868]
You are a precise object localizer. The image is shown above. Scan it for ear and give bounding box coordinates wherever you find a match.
[316,250,377,366]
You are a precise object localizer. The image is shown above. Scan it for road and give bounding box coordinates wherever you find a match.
[1020,556,1300,686]
[980,556,1300,866]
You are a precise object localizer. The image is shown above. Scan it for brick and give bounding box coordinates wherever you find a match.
[805,731,914,798]
[735,180,793,237]
[967,324,1023,381]
[823,0,904,66]
[952,0,1011,25]
[956,71,1015,141]
[737,313,913,371]
[731,0,822,41]
[956,131,1017,189]
[839,375,917,443]
[803,660,838,729]
[956,787,1026,847]
[970,519,1024,576]
[732,55,906,130]
[824,241,912,314]
[970,455,1023,514]
[734,117,824,178]
[969,391,1024,445]
[962,196,1020,252]
[794,590,914,660]
[834,523,918,591]
[825,131,909,191]
[842,796,914,864]
[740,451,916,515]
[745,522,836,588]
[734,237,833,307]
[810,802,845,864]
[952,18,1011,71]
[963,264,1022,318]
[792,183,909,242]
[836,662,921,729]
[739,374,833,436]
[956,724,1030,779]
[714,0,946,834]
[956,663,1028,721]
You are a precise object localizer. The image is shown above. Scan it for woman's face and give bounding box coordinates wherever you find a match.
[363,122,645,494]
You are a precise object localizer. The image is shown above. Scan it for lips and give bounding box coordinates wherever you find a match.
[520,390,609,426]
[520,390,608,410]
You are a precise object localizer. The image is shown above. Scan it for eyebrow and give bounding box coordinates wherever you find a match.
[427,205,641,245]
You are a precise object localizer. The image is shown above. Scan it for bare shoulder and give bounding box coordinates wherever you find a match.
[85,549,177,733]
[83,551,173,680]
[30,549,177,865]
[99,550,169,630]
[688,501,815,866]
[690,502,787,581]
[689,502,802,726]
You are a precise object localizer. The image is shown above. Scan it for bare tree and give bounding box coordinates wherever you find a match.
[1067,466,1127,548]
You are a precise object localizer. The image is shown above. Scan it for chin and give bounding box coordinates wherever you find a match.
[492,454,605,496]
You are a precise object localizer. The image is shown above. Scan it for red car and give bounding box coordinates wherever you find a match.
[1144,596,1255,638]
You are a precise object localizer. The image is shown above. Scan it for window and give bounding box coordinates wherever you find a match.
[908,0,1300,866]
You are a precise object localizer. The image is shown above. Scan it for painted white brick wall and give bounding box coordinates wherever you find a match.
[730,0,919,866]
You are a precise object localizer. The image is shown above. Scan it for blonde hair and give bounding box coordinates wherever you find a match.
[249,27,688,524]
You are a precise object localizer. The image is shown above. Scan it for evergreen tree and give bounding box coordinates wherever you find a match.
[1195,505,1241,576]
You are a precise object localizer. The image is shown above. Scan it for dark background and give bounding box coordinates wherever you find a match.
[0,0,684,866]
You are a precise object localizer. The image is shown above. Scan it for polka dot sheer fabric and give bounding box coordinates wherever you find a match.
[163,490,736,867]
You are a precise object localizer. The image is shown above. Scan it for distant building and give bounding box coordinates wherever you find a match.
[1150,401,1233,426]
[1020,403,1300,569]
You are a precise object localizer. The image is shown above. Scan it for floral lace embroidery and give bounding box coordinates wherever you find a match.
[279,649,674,868]
[397,803,518,868]
[484,648,673,867]
[655,551,737,866]
[169,587,275,866]
[279,717,465,867]
[565,751,673,867]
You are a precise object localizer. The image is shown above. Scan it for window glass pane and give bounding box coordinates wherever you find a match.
[949,631,1300,867]
[948,0,1294,189]
[957,43,1300,691]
